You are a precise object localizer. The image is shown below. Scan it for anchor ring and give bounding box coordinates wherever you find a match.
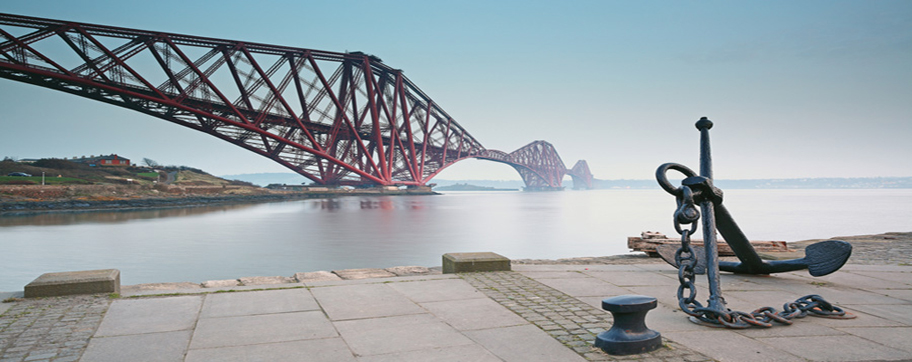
[656,163,697,196]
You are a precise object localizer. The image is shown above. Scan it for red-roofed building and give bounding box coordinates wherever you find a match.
[70,154,131,166]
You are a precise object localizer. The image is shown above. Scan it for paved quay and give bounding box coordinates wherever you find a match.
[1,260,911,362]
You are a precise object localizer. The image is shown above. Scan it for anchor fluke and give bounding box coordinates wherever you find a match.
[805,240,853,276]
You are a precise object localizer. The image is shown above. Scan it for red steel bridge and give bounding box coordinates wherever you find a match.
[0,13,594,190]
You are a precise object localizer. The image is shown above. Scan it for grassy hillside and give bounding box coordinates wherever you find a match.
[0,159,239,187]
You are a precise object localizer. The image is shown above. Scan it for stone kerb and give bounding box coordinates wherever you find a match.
[24,269,120,298]
[442,252,511,273]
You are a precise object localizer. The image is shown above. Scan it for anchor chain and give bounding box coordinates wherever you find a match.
[670,186,853,328]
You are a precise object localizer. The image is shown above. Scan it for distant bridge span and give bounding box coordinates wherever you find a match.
[0,13,593,189]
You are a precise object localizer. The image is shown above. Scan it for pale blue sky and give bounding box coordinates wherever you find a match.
[1,0,910,181]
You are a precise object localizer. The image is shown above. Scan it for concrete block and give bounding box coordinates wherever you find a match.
[442,252,510,274]
[24,269,120,298]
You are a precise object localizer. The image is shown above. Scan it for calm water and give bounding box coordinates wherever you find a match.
[2,189,910,291]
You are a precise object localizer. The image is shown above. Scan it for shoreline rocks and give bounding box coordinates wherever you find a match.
[0,189,437,216]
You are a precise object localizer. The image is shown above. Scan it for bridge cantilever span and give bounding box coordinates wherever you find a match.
[0,13,592,189]
[477,141,567,191]
[568,160,593,190]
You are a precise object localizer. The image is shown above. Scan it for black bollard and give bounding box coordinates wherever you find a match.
[594,295,662,355]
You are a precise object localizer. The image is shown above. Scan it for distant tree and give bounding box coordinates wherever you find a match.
[228,179,257,187]
[143,158,160,168]
[3,156,16,162]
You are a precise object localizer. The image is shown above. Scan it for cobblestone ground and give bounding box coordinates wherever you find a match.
[461,271,712,362]
[0,295,109,362]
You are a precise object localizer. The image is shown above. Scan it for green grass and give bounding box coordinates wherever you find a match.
[137,172,159,178]
[0,176,89,185]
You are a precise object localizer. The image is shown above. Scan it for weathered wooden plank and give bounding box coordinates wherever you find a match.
[628,236,789,256]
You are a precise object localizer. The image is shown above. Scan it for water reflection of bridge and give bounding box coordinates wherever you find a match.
[0,13,593,190]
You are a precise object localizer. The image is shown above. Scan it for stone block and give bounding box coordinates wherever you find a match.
[385,265,433,276]
[122,282,201,292]
[24,269,120,298]
[294,271,342,282]
[201,279,240,288]
[333,268,396,280]
[442,252,511,274]
[238,276,295,286]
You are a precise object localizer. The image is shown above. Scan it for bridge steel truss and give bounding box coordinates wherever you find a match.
[0,13,592,189]
[477,141,589,191]
[568,160,593,189]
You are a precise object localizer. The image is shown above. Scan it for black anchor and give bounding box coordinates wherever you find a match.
[655,117,853,276]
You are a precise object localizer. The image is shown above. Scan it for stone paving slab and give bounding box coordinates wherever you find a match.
[303,272,456,288]
[663,330,804,362]
[189,310,336,350]
[184,338,357,362]
[869,288,912,302]
[843,303,912,325]
[386,278,486,303]
[837,326,912,353]
[584,270,681,286]
[758,334,910,361]
[419,297,528,331]
[464,324,588,362]
[334,313,474,356]
[80,330,191,362]
[94,296,201,337]
[355,344,501,362]
[310,283,425,321]
[199,288,317,318]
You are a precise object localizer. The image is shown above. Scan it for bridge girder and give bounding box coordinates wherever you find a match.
[477,141,568,190]
[0,13,590,188]
[0,13,485,186]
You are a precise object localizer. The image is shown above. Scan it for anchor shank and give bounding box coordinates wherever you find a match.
[699,200,726,311]
[696,117,725,311]
[698,118,713,180]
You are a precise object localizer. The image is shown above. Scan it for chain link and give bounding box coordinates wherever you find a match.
[670,187,853,328]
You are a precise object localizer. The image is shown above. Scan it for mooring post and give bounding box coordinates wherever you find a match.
[594,295,662,355]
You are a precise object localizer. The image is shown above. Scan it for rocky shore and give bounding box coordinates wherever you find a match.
[0,185,436,215]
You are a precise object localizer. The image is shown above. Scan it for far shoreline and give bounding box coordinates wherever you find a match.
[0,186,437,216]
